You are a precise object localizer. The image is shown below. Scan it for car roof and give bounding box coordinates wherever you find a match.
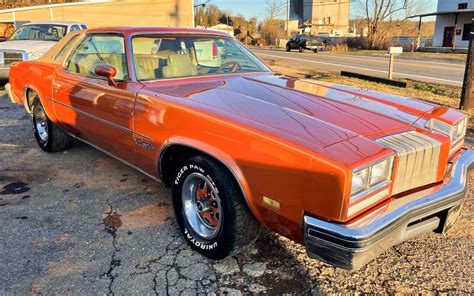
[87,27,230,37]
[24,21,84,26]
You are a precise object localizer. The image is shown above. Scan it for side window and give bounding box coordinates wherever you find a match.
[53,34,80,62]
[81,24,88,30]
[66,34,128,81]
[70,25,80,32]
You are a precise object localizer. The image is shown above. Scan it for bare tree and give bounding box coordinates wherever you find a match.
[258,0,285,45]
[266,0,283,20]
[359,0,427,49]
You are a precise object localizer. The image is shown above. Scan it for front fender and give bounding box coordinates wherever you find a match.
[157,136,261,223]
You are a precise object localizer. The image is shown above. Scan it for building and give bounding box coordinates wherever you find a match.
[208,24,234,37]
[412,0,473,50]
[0,0,194,29]
[289,0,350,35]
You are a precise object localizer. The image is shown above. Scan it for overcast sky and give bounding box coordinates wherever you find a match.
[205,0,438,21]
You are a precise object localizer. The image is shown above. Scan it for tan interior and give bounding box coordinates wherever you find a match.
[68,53,128,80]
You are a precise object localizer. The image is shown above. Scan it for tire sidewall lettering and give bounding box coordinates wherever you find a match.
[176,162,222,251]
[184,227,218,250]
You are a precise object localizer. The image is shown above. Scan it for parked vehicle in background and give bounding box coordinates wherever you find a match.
[0,21,87,79]
[6,27,473,271]
[286,34,325,53]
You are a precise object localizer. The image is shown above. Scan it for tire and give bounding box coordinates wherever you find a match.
[172,155,260,259]
[32,99,73,152]
[299,46,304,53]
[313,49,318,53]
[286,44,291,52]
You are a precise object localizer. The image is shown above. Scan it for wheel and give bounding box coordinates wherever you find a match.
[313,49,318,53]
[172,155,260,259]
[31,99,73,152]
[286,44,291,52]
[299,46,304,53]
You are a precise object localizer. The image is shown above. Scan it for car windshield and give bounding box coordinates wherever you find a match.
[132,35,271,81]
[9,24,67,41]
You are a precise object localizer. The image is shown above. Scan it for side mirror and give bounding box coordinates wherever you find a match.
[95,64,117,87]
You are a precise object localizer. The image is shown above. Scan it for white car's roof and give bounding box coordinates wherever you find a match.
[23,21,85,26]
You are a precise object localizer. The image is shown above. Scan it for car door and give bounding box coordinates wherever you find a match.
[290,35,300,49]
[52,33,141,163]
[289,35,298,49]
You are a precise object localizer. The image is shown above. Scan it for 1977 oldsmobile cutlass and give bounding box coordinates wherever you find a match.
[6,27,473,270]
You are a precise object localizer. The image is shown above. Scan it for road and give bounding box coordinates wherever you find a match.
[0,93,473,295]
[251,48,466,86]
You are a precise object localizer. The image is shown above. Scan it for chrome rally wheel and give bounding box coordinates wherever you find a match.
[182,173,222,240]
[171,155,261,260]
[31,97,73,153]
[33,104,49,145]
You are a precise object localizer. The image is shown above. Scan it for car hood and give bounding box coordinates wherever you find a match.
[142,73,437,150]
[0,40,56,53]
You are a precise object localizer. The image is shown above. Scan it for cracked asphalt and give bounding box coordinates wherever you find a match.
[0,92,473,295]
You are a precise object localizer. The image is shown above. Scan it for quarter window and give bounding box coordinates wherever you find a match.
[66,34,128,81]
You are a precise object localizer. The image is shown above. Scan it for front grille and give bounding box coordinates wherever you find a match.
[1,51,24,67]
[376,131,442,194]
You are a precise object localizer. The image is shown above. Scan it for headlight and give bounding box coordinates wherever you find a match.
[351,168,368,195]
[426,117,467,144]
[370,159,391,186]
[348,156,394,218]
[28,52,45,60]
[350,156,393,198]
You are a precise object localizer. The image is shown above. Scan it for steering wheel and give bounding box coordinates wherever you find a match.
[216,61,241,74]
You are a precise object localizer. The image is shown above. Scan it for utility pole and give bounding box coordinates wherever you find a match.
[286,0,290,38]
[460,19,474,110]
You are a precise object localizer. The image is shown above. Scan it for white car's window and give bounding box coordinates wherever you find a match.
[66,34,129,81]
[54,34,81,62]
[70,25,81,32]
[131,35,270,81]
[9,24,67,41]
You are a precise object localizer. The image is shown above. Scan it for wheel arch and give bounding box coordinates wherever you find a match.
[157,138,261,223]
[23,85,44,114]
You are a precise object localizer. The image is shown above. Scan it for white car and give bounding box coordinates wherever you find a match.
[0,21,87,79]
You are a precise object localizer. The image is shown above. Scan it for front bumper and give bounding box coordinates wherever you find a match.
[304,149,474,271]
[5,83,20,105]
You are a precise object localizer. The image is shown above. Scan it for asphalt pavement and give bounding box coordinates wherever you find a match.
[0,92,473,295]
[251,48,466,87]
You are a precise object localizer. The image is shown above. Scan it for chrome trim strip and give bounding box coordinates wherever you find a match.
[48,97,152,141]
[304,150,473,242]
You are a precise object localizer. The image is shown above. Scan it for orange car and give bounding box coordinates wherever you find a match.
[6,27,473,270]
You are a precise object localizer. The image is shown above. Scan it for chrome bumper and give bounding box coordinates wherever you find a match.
[5,83,19,104]
[304,149,474,271]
